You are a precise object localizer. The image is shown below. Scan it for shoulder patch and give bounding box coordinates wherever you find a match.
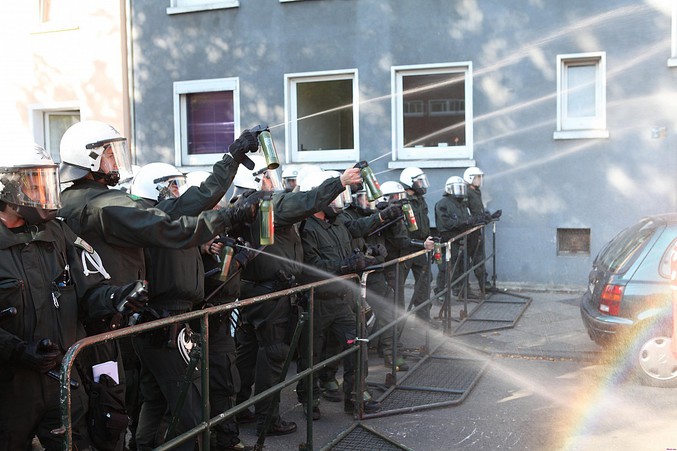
[127,194,142,201]
[74,237,94,254]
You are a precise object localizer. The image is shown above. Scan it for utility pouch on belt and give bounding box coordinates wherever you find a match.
[86,373,128,451]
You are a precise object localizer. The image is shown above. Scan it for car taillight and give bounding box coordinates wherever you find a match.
[599,284,624,316]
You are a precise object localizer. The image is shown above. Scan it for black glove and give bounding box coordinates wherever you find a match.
[491,209,502,220]
[112,280,148,314]
[366,243,386,258]
[340,251,377,274]
[233,239,257,268]
[13,339,60,372]
[227,129,259,170]
[224,190,267,225]
[379,205,402,222]
[366,243,387,263]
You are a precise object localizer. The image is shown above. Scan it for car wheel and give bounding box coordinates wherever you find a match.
[636,335,677,388]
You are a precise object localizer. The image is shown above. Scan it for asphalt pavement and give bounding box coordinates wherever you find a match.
[233,283,610,451]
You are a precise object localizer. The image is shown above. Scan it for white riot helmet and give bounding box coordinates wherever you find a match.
[379,181,407,203]
[399,167,430,194]
[130,162,186,202]
[299,170,344,210]
[463,166,484,187]
[232,154,283,197]
[281,166,299,192]
[295,164,323,192]
[179,170,211,196]
[59,120,133,186]
[0,142,61,224]
[445,176,467,199]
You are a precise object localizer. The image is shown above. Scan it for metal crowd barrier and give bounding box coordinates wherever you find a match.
[56,221,498,450]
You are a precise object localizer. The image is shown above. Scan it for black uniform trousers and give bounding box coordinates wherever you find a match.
[208,321,241,448]
[296,293,356,404]
[403,252,432,320]
[132,326,202,451]
[235,282,292,431]
[0,367,91,451]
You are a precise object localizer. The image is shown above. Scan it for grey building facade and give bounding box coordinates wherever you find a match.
[128,0,677,289]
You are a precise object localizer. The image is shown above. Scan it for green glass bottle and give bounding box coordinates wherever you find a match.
[217,245,234,281]
[260,198,275,245]
[258,130,280,170]
[402,201,418,232]
[355,161,382,200]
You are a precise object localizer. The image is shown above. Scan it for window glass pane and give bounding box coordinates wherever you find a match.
[186,91,234,155]
[566,64,596,118]
[296,79,353,152]
[403,72,465,148]
[46,112,79,163]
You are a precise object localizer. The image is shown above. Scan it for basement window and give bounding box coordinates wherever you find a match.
[557,228,590,256]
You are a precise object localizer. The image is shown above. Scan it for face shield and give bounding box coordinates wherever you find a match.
[340,185,352,206]
[446,181,467,198]
[282,176,297,192]
[0,165,61,224]
[258,167,284,193]
[411,173,430,193]
[471,174,483,188]
[155,175,187,201]
[387,191,407,203]
[328,193,345,212]
[353,190,376,212]
[93,139,133,186]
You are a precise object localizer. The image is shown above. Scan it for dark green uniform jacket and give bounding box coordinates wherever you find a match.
[434,194,471,241]
[406,193,431,251]
[299,214,355,299]
[466,186,485,216]
[59,178,235,286]
[240,176,346,284]
[0,219,116,362]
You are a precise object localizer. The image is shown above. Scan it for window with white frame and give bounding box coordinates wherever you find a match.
[391,63,473,162]
[555,52,608,140]
[285,70,359,164]
[173,78,240,167]
[670,0,677,67]
[35,0,79,31]
[28,105,80,163]
[167,0,238,15]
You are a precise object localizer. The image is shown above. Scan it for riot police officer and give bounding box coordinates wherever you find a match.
[57,120,259,450]
[296,170,382,420]
[434,176,477,298]
[130,162,260,451]
[463,167,501,293]
[399,167,433,320]
[233,158,362,436]
[0,143,145,450]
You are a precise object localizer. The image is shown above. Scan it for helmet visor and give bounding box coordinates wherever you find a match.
[340,185,352,206]
[388,191,407,202]
[261,168,285,193]
[412,173,430,190]
[446,181,467,198]
[329,193,345,211]
[156,175,187,201]
[98,139,133,183]
[0,164,61,209]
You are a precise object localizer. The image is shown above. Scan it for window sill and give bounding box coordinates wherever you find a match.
[387,159,475,169]
[553,130,609,140]
[668,57,677,68]
[167,1,239,15]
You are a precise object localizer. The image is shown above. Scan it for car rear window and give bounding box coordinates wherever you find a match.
[597,219,656,274]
